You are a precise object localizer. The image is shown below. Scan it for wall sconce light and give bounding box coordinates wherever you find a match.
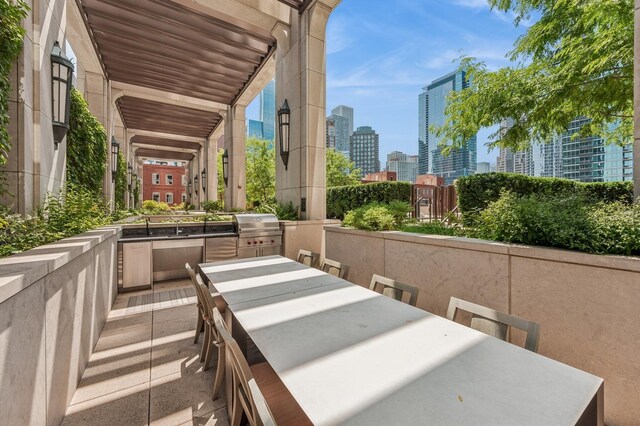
[51,41,74,146]
[111,137,120,182]
[194,174,199,195]
[201,168,206,193]
[222,149,229,187]
[277,100,291,170]
[127,163,133,188]
[187,180,192,196]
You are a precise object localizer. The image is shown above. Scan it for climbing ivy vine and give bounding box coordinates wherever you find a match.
[0,0,29,168]
[67,88,107,193]
[114,150,127,210]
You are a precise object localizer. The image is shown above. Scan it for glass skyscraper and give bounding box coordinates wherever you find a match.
[419,70,477,184]
[326,114,350,158]
[260,80,275,141]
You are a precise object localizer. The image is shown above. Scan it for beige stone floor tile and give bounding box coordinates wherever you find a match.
[93,323,152,353]
[101,311,153,334]
[153,303,198,324]
[177,407,229,426]
[62,382,150,426]
[70,344,151,405]
[154,279,191,292]
[148,368,225,426]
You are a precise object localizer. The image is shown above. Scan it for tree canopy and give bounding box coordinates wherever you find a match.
[326,148,361,187]
[245,137,275,206]
[434,0,633,153]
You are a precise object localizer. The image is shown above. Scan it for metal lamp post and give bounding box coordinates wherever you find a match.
[277,99,291,170]
[111,138,120,182]
[51,41,74,146]
[222,149,229,187]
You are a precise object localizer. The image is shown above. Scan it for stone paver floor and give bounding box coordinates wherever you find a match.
[62,279,229,426]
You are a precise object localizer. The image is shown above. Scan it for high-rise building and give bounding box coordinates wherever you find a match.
[476,162,491,174]
[528,118,633,182]
[247,119,263,139]
[260,80,275,140]
[326,114,350,157]
[246,80,275,140]
[561,118,633,182]
[496,119,533,175]
[331,105,354,135]
[386,151,419,183]
[418,91,429,175]
[350,126,379,177]
[419,70,477,184]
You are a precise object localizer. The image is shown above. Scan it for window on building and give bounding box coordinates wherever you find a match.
[152,173,160,185]
[182,193,187,203]
[166,193,174,204]
[166,174,173,185]
[152,192,160,202]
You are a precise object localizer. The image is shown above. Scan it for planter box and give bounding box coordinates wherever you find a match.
[0,225,121,425]
[325,226,640,426]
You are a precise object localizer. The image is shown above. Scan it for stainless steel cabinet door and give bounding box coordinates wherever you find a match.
[205,237,238,262]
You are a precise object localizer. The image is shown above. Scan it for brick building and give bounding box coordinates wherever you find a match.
[416,174,445,186]
[362,171,397,183]
[142,164,187,205]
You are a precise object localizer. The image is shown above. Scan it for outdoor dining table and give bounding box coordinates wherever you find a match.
[200,255,604,426]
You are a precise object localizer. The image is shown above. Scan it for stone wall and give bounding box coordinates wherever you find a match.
[325,226,640,426]
[281,219,340,261]
[0,226,120,425]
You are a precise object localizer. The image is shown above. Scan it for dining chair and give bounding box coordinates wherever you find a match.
[320,258,349,279]
[196,278,226,400]
[297,249,319,268]
[213,309,312,426]
[369,274,419,306]
[446,297,540,352]
[185,263,207,346]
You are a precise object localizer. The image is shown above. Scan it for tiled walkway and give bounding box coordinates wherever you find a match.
[62,280,229,425]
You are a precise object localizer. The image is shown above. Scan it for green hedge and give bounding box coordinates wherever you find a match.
[114,150,126,210]
[327,181,412,219]
[457,173,634,225]
[474,192,640,256]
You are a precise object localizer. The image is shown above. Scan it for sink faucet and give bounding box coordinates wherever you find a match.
[176,219,183,235]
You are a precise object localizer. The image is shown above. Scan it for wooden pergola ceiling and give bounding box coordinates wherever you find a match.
[135,148,194,162]
[117,97,221,139]
[131,135,201,152]
[77,0,276,105]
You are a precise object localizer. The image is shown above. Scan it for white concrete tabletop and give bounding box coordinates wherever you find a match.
[199,256,344,306]
[229,271,604,425]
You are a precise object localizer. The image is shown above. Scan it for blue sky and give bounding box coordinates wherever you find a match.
[248,0,530,165]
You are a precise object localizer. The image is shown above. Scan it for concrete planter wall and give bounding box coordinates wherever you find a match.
[325,225,640,426]
[0,225,121,425]
[281,219,341,261]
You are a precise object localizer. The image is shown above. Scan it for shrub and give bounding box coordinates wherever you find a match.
[343,202,411,231]
[0,185,111,257]
[327,181,412,220]
[456,173,633,226]
[401,221,464,237]
[474,191,640,255]
[201,200,224,213]
[141,200,171,215]
[253,198,298,220]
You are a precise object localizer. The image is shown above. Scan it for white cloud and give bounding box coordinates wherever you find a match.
[452,0,490,9]
[326,15,354,55]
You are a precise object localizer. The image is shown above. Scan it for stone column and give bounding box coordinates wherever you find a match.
[84,70,112,203]
[273,2,334,220]
[1,0,69,213]
[224,104,246,210]
[205,136,218,202]
[635,0,640,201]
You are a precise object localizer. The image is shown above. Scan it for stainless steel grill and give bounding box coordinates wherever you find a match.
[232,214,282,258]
